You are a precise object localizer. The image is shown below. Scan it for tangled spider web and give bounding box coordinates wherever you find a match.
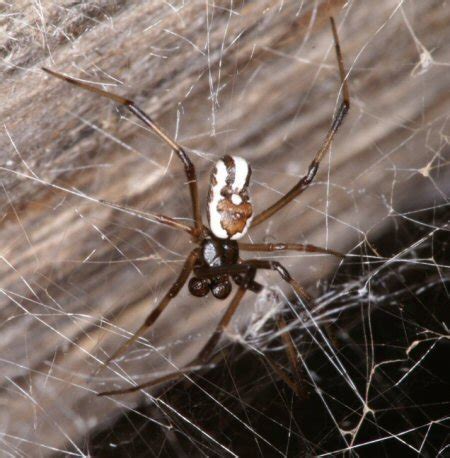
[0,0,449,456]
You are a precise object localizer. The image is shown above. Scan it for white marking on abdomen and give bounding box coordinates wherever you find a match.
[232,156,249,190]
[231,194,242,205]
[208,159,228,239]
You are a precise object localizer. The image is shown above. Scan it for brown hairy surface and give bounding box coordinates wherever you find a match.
[1,0,449,454]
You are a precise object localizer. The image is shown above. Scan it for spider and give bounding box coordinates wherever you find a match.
[42,16,349,397]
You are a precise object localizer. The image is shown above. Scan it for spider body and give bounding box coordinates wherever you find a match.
[42,16,350,396]
[189,154,257,299]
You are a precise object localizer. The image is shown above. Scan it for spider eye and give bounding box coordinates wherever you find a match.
[188,277,209,297]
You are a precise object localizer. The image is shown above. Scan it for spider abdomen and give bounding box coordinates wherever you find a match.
[207,155,253,240]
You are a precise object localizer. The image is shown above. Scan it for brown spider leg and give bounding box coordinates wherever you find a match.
[99,323,304,398]
[42,67,203,235]
[251,17,350,228]
[234,276,264,293]
[193,263,254,279]
[196,265,256,363]
[277,315,301,380]
[98,264,256,396]
[98,198,195,235]
[254,315,308,398]
[239,242,345,259]
[243,259,313,305]
[276,315,308,399]
[262,350,305,399]
[101,248,200,370]
[242,260,312,397]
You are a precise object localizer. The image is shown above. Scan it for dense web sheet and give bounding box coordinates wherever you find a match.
[0,0,449,456]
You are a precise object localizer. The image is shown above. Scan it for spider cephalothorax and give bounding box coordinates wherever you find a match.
[42,16,349,396]
[188,237,239,299]
[207,155,253,240]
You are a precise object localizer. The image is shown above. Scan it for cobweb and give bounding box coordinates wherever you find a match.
[0,0,449,456]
